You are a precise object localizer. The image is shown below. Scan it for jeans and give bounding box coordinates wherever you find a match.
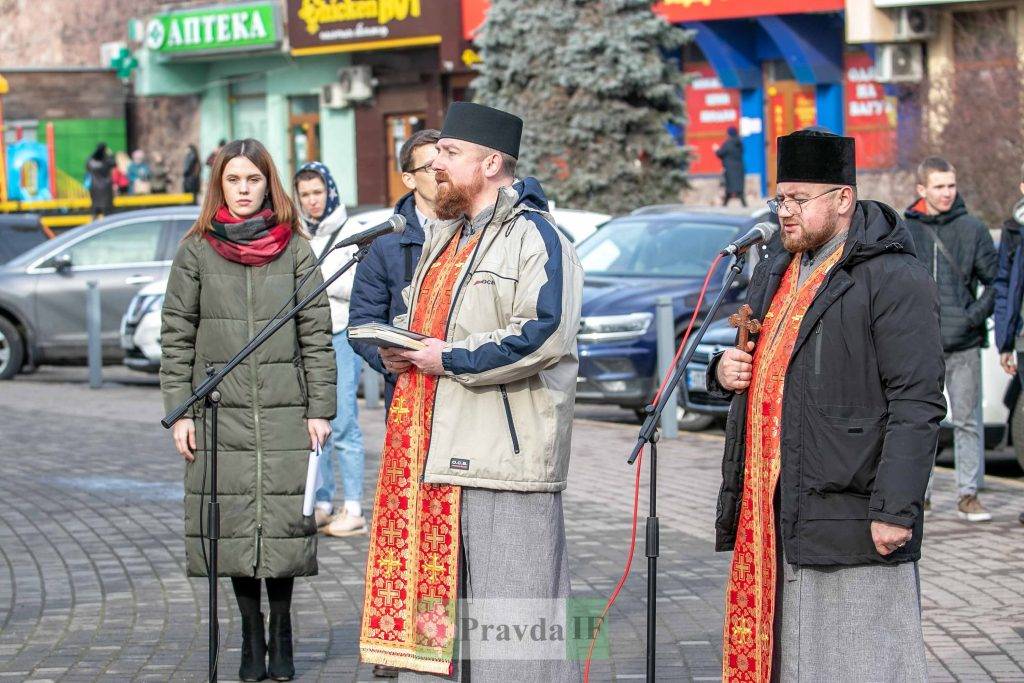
[315,331,365,509]
[928,347,983,499]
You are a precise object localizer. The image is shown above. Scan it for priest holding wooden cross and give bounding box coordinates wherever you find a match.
[705,128,946,681]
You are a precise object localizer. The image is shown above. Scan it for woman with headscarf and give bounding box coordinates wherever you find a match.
[161,139,336,681]
[292,162,368,539]
[85,143,115,217]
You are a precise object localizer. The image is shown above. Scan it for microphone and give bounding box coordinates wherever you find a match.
[721,221,778,256]
[337,214,406,248]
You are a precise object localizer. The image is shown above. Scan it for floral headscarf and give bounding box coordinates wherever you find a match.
[294,161,341,235]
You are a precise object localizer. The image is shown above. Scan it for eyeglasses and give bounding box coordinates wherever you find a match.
[767,187,843,215]
[406,162,436,175]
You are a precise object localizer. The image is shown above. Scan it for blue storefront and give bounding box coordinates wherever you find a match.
[660,0,893,195]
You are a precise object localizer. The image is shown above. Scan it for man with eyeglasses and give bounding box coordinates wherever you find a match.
[350,128,441,415]
[705,128,945,681]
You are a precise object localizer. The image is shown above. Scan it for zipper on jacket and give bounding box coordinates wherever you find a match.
[246,268,264,567]
[499,384,521,454]
[813,321,824,375]
[254,524,263,571]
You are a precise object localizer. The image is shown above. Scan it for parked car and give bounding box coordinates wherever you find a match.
[0,207,199,379]
[681,294,1021,460]
[120,278,167,373]
[574,205,772,427]
[0,214,47,264]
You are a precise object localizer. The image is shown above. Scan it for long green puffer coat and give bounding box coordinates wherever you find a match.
[160,233,337,578]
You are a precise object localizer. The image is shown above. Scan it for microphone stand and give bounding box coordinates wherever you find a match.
[626,248,749,682]
[162,244,371,683]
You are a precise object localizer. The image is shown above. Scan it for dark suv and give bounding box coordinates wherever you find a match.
[0,207,198,379]
[575,205,770,425]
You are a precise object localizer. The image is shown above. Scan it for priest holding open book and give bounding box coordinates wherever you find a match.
[352,102,584,680]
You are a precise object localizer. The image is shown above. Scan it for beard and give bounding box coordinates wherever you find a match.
[781,210,840,253]
[435,168,485,220]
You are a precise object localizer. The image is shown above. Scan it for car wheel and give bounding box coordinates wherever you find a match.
[0,316,24,380]
[1012,401,1024,471]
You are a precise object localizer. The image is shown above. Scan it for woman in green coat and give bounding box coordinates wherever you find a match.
[160,139,336,681]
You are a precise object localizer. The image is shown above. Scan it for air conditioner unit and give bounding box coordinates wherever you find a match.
[339,66,374,102]
[875,43,924,83]
[321,66,375,109]
[892,7,935,41]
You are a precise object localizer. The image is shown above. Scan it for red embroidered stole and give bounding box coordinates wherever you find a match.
[360,230,482,674]
[721,246,844,682]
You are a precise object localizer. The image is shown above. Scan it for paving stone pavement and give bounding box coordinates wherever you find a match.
[1,368,1023,681]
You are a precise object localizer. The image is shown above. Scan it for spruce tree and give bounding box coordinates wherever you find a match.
[473,0,691,216]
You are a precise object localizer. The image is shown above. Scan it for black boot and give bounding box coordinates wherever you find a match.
[267,612,295,681]
[239,612,268,681]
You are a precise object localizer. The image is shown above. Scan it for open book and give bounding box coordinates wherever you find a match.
[348,322,428,351]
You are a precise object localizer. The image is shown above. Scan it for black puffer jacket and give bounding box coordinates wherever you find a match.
[708,201,946,567]
[904,195,997,353]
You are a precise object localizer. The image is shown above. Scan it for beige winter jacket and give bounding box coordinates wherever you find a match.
[395,179,583,492]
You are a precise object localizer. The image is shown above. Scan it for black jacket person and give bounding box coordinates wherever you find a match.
[708,200,946,566]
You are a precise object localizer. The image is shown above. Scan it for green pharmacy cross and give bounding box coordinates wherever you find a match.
[111,47,138,81]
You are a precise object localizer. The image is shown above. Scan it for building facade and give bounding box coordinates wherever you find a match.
[286,0,473,206]
[657,0,899,202]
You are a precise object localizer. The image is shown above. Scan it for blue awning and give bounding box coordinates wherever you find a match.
[688,14,844,88]
[689,21,761,90]
[755,14,844,84]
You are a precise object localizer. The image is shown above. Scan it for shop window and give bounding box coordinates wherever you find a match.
[289,95,321,174]
[229,78,268,143]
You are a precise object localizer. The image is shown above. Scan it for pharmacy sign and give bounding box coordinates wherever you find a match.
[145,3,281,56]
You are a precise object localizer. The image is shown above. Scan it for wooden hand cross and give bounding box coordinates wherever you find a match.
[728,304,762,350]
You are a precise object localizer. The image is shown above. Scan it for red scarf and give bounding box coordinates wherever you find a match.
[204,206,293,266]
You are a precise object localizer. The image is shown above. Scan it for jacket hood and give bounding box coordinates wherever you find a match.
[905,193,968,225]
[513,176,550,212]
[845,200,915,265]
[393,191,427,245]
[311,204,348,237]
[294,161,342,235]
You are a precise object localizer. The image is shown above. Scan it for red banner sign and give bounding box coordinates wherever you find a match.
[844,51,897,170]
[461,0,488,40]
[684,63,741,175]
[654,0,843,23]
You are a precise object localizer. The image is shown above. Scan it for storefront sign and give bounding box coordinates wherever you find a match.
[683,63,741,175]
[844,51,896,169]
[145,3,280,56]
[461,0,489,40]
[288,0,449,55]
[654,0,843,23]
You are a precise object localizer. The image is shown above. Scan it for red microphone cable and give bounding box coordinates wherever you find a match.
[582,252,725,681]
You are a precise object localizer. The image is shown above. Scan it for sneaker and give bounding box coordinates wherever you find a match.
[923,499,931,516]
[323,510,367,537]
[314,507,333,528]
[956,494,992,522]
[1018,511,1024,526]
[373,664,400,678]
